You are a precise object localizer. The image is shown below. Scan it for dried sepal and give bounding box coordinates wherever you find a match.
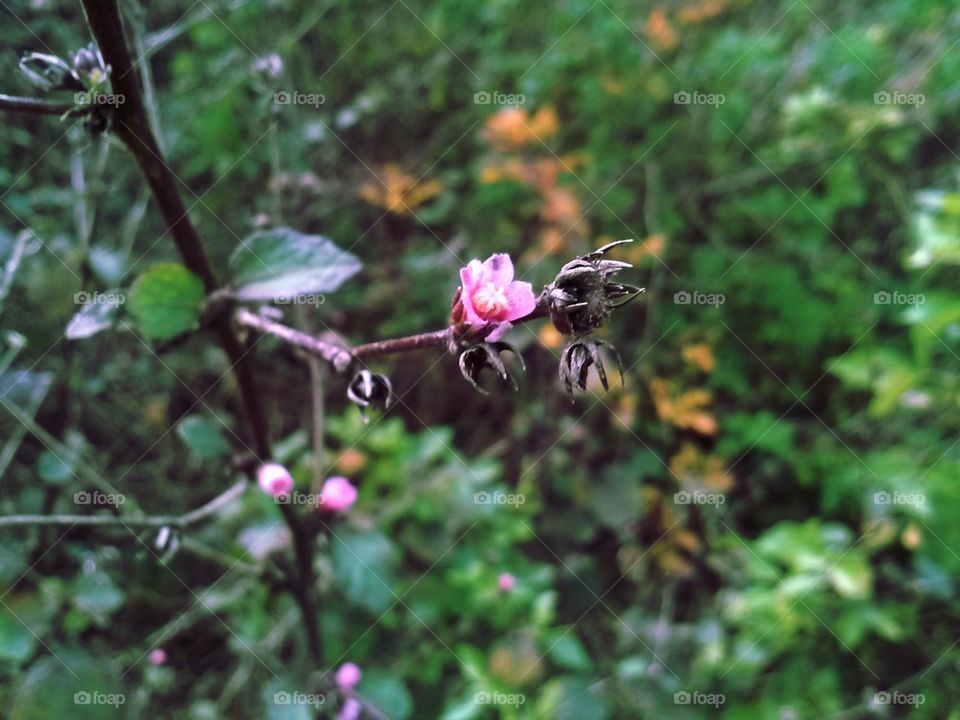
[458,342,525,394]
[559,338,623,396]
[547,240,644,336]
[347,369,393,420]
[18,52,82,92]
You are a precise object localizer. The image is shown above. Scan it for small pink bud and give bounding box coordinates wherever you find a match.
[337,697,362,720]
[321,476,358,512]
[257,462,294,497]
[148,648,167,666]
[335,662,362,690]
[497,573,516,592]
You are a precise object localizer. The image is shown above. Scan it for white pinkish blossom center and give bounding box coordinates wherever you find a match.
[471,281,510,319]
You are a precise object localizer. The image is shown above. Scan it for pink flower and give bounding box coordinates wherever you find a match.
[337,697,362,720]
[497,572,516,592]
[257,462,294,497]
[321,476,358,512]
[458,254,536,340]
[148,648,167,666]
[335,662,362,690]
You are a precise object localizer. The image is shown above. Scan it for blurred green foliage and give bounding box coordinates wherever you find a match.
[3,0,960,717]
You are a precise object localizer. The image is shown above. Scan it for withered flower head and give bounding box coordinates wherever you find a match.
[459,342,525,394]
[347,369,393,419]
[546,239,643,336]
[559,338,623,396]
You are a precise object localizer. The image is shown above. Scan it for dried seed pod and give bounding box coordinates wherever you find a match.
[458,342,525,394]
[19,51,83,92]
[347,369,393,419]
[546,240,644,335]
[559,338,623,396]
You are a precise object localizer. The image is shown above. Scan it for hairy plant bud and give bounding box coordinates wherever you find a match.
[72,45,107,86]
[559,337,623,396]
[335,662,362,690]
[320,476,358,512]
[546,240,643,335]
[497,572,516,592]
[148,648,168,666]
[459,341,525,393]
[257,462,294,497]
[346,369,393,419]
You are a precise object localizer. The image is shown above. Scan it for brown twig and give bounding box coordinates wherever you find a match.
[235,301,551,371]
[77,0,321,662]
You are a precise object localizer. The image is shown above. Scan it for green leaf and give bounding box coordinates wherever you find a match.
[544,629,594,672]
[331,530,399,614]
[229,226,361,301]
[176,415,231,459]
[10,653,125,720]
[0,607,36,663]
[127,263,205,340]
[536,676,610,720]
[72,571,124,620]
[357,670,413,720]
[36,450,74,485]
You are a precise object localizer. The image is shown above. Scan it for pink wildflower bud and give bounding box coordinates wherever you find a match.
[458,254,537,340]
[148,648,167,666]
[335,662,362,690]
[497,572,516,592]
[257,462,294,497]
[337,697,362,720]
[321,476,358,512]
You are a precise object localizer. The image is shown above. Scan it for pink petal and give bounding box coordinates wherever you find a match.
[503,281,537,321]
[485,322,512,342]
[459,260,483,294]
[482,253,514,287]
[459,260,485,325]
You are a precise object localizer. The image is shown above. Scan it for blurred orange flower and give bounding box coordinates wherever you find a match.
[670,442,733,492]
[649,378,718,435]
[682,342,715,373]
[482,106,559,151]
[358,163,442,215]
[646,7,679,52]
[678,0,731,25]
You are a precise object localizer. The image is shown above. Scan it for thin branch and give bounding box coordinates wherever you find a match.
[0,94,73,115]
[79,0,270,455]
[0,478,247,528]
[235,301,551,370]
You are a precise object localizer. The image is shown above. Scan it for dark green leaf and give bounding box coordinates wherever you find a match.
[229,226,361,301]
